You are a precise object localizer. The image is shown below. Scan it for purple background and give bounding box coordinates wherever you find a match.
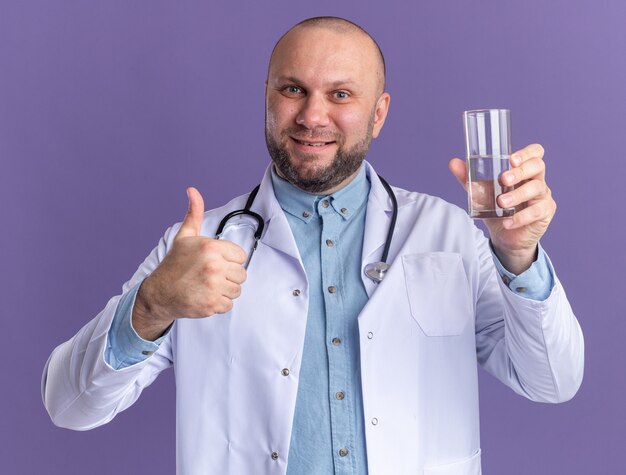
[2,1,624,473]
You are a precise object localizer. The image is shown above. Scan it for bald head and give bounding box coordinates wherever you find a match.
[268,16,386,95]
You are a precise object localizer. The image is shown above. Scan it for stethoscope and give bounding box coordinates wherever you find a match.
[215,175,398,283]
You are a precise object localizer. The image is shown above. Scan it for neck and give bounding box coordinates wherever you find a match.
[273,166,362,195]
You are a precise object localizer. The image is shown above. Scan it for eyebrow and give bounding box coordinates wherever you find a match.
[274,75,357,88]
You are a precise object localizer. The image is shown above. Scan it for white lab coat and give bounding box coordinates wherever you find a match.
[42,161,584,475]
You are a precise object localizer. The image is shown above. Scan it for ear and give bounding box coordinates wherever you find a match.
[371,92,391,139]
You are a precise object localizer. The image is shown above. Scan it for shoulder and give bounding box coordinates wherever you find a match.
[392,185,470,225]
[387,185,488,269]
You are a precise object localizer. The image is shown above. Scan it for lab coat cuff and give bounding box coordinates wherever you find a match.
[489,241,555,301]
[105,281,168,370]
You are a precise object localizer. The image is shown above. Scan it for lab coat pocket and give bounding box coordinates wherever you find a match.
[423,449,482,475]
[402,252,472,337]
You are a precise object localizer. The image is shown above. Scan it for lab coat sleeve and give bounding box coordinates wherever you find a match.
[41,225,178,430]
[473,227,584,403]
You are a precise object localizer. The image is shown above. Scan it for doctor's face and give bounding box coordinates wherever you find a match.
[265,25,390,194]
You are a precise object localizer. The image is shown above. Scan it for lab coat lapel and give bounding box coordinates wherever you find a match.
[248,162,398,286]
[249,165,303,263]
[361,163,395,298]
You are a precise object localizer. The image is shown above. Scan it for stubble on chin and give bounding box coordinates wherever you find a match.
[265,128,372,194]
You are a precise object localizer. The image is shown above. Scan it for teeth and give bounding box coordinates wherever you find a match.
[300,141,326,147]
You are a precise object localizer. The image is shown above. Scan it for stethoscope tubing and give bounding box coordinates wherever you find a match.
[215,185,263,269]
[215,176,398,279]
[376,175,397,266]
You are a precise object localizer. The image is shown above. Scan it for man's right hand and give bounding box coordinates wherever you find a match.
[132,187,248,341]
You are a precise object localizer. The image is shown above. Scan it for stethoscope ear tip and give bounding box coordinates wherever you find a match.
[364,261,390,283]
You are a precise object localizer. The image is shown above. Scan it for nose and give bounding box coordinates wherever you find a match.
[295,93,330,129]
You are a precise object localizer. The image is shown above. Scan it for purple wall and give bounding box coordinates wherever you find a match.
[2,1,624,473]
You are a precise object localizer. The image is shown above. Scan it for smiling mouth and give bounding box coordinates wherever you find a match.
[292,138,336,147]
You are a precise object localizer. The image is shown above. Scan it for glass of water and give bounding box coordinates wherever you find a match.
[463,109,515,219]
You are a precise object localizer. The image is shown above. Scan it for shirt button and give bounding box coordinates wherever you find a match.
[332,337,342,346]
[328,286,337,294]
[302,211,310,218]
[141,350,154,356]
[292,289,301,297]
[371,417,379,426]
[271,452,279,461]
[340,207,347,214]
[335,391,345,400]
[367,331,374,339]
[321,200,330,208]
[515,287,527,293]
[325,239,334,247]
[281,368,290,376]
[339,448,349,457]
[502,275,511,285]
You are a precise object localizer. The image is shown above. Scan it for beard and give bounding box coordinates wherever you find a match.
[265,120,374,194]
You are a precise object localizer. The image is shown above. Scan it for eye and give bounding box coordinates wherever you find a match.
[333,91,350,101]
[282,85,304,96]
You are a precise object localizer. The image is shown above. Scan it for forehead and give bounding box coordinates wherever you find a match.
[269,26,381,90]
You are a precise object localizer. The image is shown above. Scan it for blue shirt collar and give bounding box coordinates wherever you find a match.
[270,164,370,223]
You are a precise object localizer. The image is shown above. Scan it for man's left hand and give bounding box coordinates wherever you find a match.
[449,143,556,274]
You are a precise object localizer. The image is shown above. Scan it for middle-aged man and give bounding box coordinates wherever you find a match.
[43,16,584,475]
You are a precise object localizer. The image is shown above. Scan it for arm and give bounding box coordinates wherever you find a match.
[42,188,247,430]
[475,230,584,402]
[450,144,584,402]
[41,232,174,430]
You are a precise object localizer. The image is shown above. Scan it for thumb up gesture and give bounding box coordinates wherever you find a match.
[132,188,248,341]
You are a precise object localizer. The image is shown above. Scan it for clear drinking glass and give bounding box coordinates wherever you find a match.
[463,109,515,219]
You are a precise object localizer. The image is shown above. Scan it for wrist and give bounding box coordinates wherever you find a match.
[490,241,538,275]
[132,277,174,341]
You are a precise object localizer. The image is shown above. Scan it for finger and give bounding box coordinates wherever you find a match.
[176,187,205,239]
[498,179,550,209]
[225,264,247,285]
[511,143,545,164]
[219,241,247,265]
[501,200,555,230]
[213,296,234,315]
[448,158,468,191]
[221,280,242,300]
[500,156,546,187]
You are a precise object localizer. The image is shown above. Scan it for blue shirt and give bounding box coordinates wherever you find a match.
[271,165,371,474]
[106,165,554,474]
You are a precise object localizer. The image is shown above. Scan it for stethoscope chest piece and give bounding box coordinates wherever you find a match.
[364,261,390,283]
[362,175,397,284]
